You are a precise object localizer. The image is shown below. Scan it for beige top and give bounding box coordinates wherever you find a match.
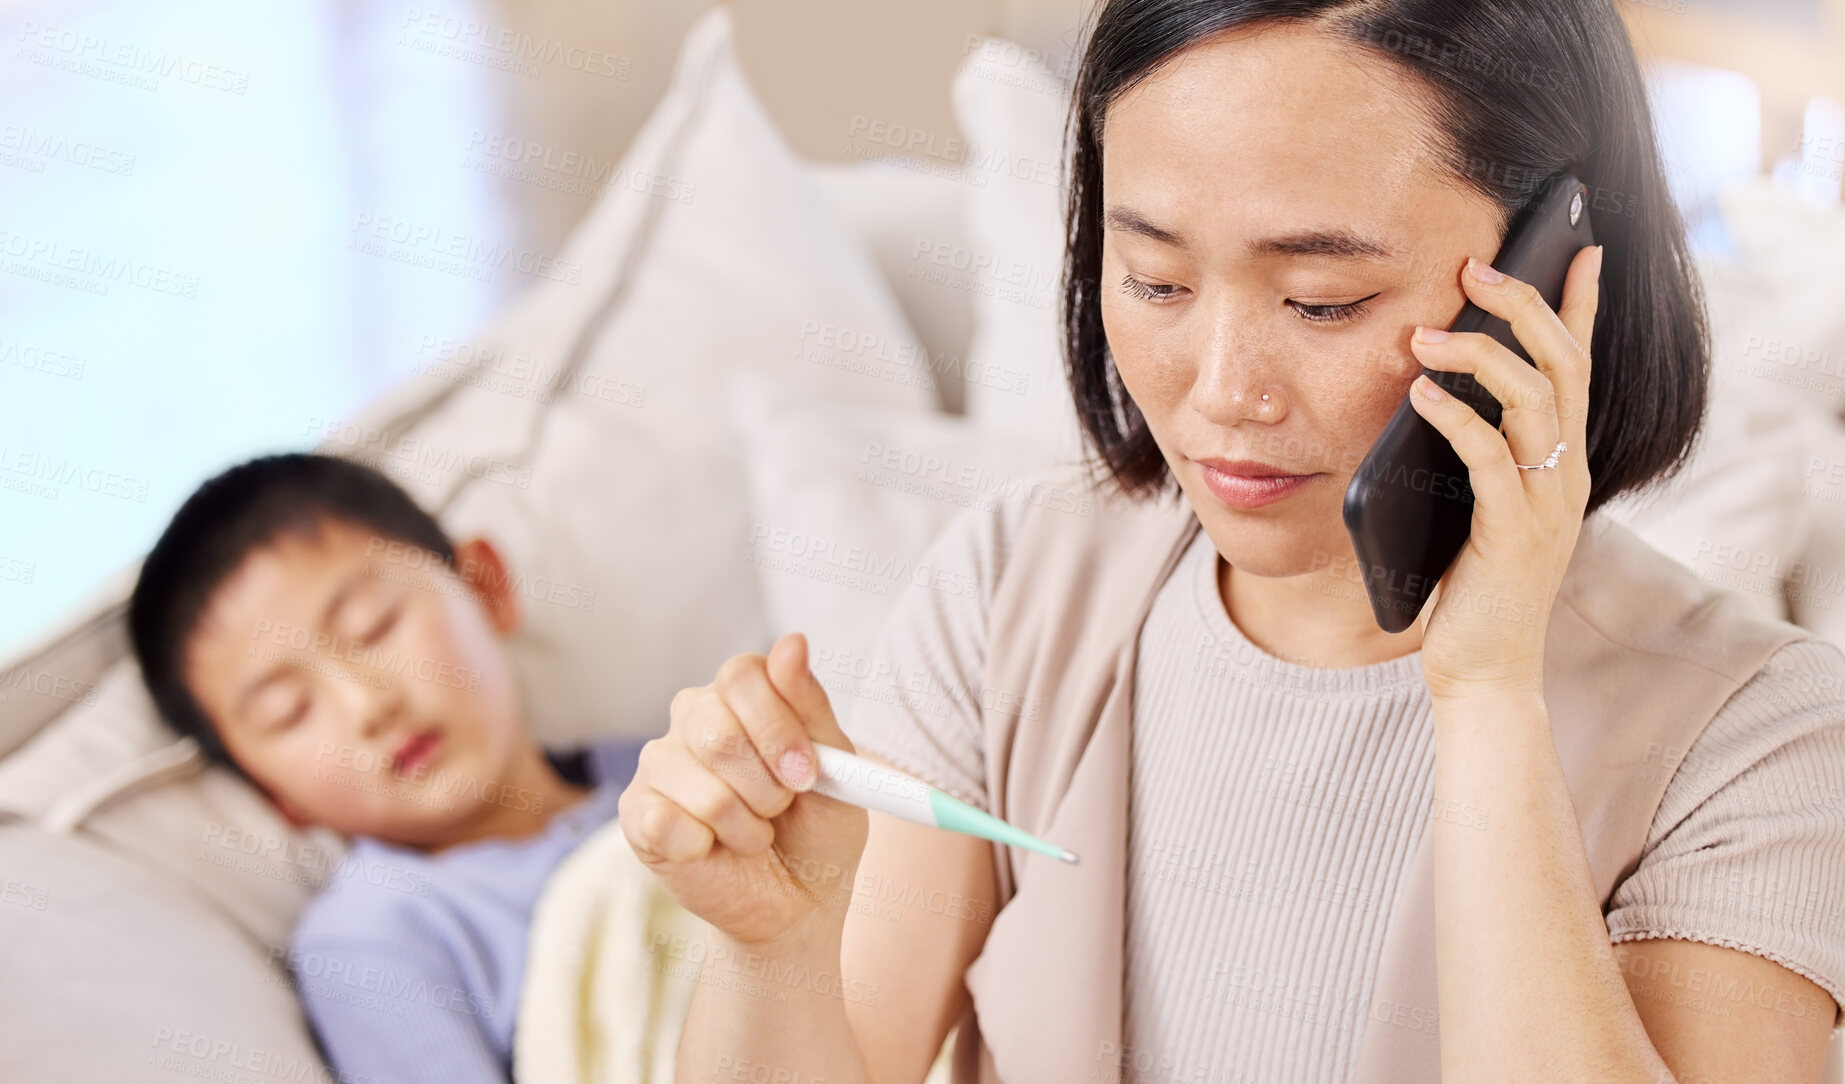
[839,466,1845,1081]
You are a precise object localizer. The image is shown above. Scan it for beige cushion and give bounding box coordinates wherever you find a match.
[0,662,346,951]
[1602,373,1810,625]
[1793,407,1845,649]
[0,824,328,1081]
[1704,176,1845,421]
[808,163,979,414]
[945,37,1081,459]
[727,367,1069,679]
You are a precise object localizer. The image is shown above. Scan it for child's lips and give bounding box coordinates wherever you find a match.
[391,729,444,778]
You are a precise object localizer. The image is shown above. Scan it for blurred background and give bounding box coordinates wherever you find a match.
[1,0,1842,659]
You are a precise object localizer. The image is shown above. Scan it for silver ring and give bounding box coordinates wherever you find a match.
[1515,440,1568,471]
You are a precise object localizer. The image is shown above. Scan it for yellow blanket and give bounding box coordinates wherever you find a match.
[513,816,957,1083]
[513,816,705,1084]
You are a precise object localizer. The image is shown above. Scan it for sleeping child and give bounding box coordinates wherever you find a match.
[127,451,644,1083]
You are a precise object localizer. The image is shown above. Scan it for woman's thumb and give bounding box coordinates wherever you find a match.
[766,632,852,748]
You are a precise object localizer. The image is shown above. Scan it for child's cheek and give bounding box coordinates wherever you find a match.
[421,592,502,691]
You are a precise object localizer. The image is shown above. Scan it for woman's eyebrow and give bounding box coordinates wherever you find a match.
[1253,229,1396,260]
[1104,205,1395,261]
[1106,205,1188,247]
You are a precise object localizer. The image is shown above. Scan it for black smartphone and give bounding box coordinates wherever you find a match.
[1341,172,1596,633]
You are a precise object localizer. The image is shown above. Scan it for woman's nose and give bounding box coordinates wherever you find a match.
[1188,314,1286,425]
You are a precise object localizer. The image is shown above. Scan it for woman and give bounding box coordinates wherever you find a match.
[620,1,1845,1080]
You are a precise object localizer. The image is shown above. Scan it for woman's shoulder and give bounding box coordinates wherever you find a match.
[966,461,1197,619]
[1555,512,1818,684]
[930,460,1187,574]
[899,461,1114,616]
[1663,639,1845,812]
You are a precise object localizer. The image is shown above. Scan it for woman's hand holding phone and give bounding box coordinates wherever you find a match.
[1406,245,1605,705]
[618,631,869,953]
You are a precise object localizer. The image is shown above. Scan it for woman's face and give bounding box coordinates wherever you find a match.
[1099,21,1507,581]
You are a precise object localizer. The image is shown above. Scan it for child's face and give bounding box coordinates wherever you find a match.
[182,518,534,846]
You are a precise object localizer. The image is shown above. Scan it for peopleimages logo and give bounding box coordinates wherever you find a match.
[0,122,136,176]
[248,619,484,693]
[463,130,696,204]
[305,417,534,490]
[0,227,200,298]
[856,442,1093,517]
[746,523,983,602]
[313,741,548,815]
[0,444,150,502]
[0,663,99,706]
[348,213,581,284]
[398,9,631,79]
[150,1026,382,1084]
[846,115,1060,187]
[15,22,252,94]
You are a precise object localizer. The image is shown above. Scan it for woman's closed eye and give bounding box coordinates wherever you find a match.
[1119,274,1382,326]
[1287,293,1382,324]
[1121,273,1183,303]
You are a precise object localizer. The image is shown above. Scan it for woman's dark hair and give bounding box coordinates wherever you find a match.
[1063,0,1708,515]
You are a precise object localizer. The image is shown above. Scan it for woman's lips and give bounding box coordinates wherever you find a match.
[1196,459,1317,509]
[391,729,444,778]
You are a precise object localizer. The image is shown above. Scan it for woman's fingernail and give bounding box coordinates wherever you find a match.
[1414,374,1446,402]
[1591,245,1606,279]
[1415,326,1450,344]
[1467,257,1505,284]
[779,749,812,790]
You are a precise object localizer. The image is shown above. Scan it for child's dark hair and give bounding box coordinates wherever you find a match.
[127,453,456,773]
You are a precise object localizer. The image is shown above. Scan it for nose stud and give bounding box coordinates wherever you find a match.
[1261,394,1270,402]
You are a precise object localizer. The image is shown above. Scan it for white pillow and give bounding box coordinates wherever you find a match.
[1792,408,1845,648]
[1598,183,1845,625]
[946,38,1082,459]
[726,369,1081,707]
[352,5,940,746]
[1705,176,1845,421]
[807,162,980,414]
[1602,383,1809,624]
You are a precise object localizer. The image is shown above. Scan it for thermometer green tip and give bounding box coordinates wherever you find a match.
[927,789,1080,864]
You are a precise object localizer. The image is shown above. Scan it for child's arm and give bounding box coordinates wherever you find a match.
[292,935,507,1083]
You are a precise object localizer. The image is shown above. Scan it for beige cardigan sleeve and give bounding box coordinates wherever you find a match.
[1604,639,1845,1029]
[834,497,1028,813]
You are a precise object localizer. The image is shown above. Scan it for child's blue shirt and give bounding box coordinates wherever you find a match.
[287,737,644,1084]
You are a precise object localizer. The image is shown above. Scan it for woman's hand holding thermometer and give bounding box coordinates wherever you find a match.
[619,631,1074,955]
